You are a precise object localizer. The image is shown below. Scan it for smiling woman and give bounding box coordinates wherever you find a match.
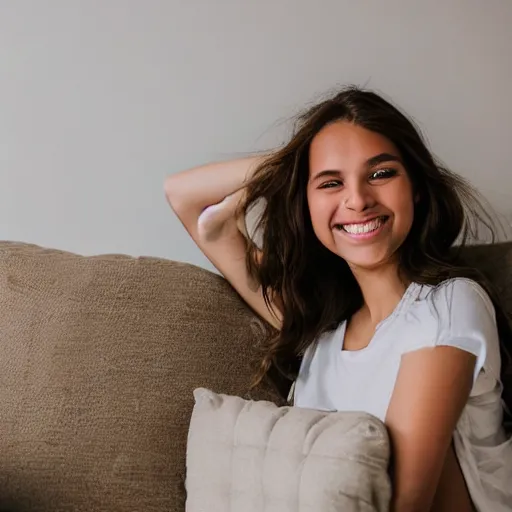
[306,122,415,271]
[165,86,512,512]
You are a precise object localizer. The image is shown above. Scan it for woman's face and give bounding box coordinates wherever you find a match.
[307,121,415,271]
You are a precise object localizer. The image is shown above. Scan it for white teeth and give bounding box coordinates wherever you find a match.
[341,217,384,234]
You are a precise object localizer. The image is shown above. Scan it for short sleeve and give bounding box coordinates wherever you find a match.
[432,278,501,391]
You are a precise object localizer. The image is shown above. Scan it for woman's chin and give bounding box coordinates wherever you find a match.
[334,247,397,272]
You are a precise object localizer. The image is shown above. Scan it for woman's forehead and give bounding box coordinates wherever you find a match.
[309,121,401,174]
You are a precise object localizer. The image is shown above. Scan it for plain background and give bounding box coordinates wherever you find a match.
[1,0,511,272]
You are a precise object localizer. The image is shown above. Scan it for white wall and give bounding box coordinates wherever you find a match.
[1,0,511,271]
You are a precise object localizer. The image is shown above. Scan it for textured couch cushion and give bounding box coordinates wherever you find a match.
[460,241,512,316]
[186,388,391,512]
[0,240,511,511]
[0,242,284,512]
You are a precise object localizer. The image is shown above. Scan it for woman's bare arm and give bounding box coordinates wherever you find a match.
[385,346,475,511]
[164,156,282,329]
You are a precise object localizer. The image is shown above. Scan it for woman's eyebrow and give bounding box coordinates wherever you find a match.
[365,152,403,167]
[311,169,342,182]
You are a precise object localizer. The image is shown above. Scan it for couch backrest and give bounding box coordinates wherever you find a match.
[460,241,512,316]
[0,242,283,512]
[0,240,510,512]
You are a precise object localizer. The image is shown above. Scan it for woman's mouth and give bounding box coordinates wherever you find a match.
[334,216,389,240]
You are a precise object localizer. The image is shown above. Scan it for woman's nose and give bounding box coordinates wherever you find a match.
[344,184,375,212]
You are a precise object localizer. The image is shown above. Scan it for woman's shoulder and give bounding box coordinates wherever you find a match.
[403,278,498,345]
[420,277,496,319]
[405,278,501,390]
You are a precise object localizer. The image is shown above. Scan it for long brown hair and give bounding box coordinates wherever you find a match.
[241,86,512,418]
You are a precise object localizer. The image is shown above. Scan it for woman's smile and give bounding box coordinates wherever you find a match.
[333,215,390,241]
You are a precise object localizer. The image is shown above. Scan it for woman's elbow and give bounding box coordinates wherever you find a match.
[164,174,184,211]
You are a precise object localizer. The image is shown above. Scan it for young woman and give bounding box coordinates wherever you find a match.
[165,87,512,511]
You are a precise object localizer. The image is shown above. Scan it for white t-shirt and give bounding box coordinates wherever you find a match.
[294,278,512,512]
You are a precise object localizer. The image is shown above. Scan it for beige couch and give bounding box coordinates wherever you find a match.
[0,240,510,511]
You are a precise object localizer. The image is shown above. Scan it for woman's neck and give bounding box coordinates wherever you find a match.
[350,262,409,326]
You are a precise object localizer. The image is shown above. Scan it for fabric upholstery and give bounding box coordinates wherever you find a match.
[0,240,510,511]
[0,242,283,512]
[460,242,512,316]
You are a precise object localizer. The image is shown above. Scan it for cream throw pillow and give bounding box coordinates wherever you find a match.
[186,388,391,512]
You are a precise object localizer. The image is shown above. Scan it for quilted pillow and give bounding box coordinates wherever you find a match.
[186,388,392,512]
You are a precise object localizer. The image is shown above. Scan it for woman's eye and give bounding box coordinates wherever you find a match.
[370,168,397,180]
[319,180,342,189]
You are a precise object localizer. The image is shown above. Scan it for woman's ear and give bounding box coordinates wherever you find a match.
[414,192,420,204]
